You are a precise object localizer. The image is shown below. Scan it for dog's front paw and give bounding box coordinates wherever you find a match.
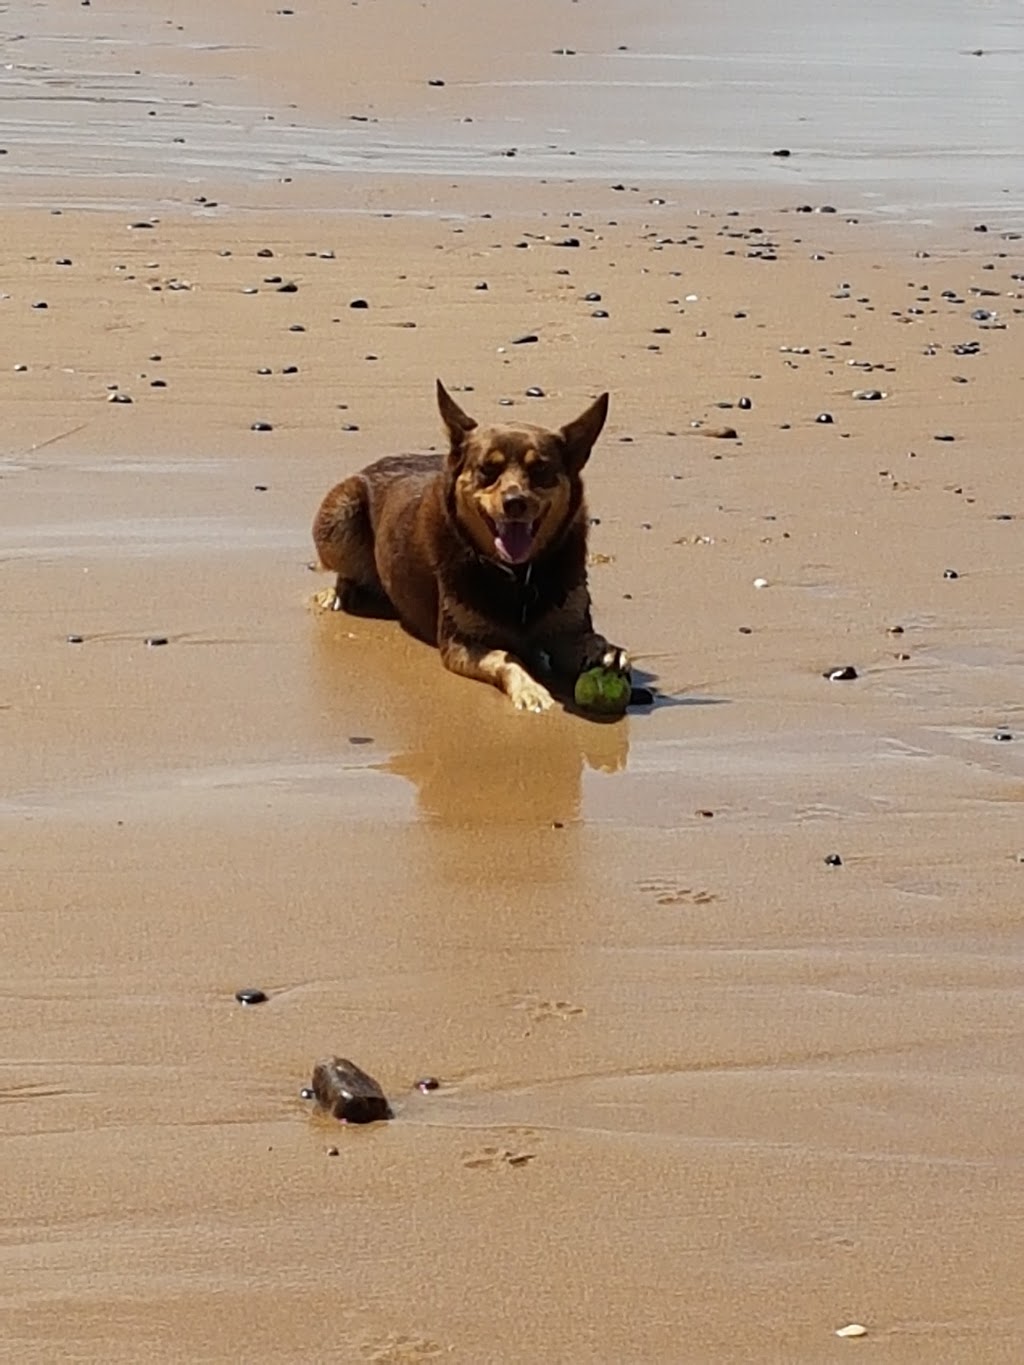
[586,643,631,676]
[507,674,556,713]
[312,586,341,612]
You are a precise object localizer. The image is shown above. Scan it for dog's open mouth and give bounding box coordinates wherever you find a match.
[490,517,540,565]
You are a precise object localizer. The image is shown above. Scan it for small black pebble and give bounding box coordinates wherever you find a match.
[416,1077,440,1092]
[348,735,374,745]
[276,281,298,293]
[256,247,274,257]
[738,396,752,409]
[474,281,488,290]
[584,292,601,302]
[738,626,753,634]
[254,484,268,492]
[428,78,445,86]
[235,988,268,1006]
[512,333,538,344]
[525,386,545,397]
[591,309,609,318]
[824,853,843,867]
[288,323,305,332]
[349,298,369,308]
[251,421,273,431]
[943,568,959,579]
[824,665,858,681]
[994,731,1013,742]
[146,636,169,647]
[66,634,84,644]
[772,148,791,157]
[934,433,955,442]
[326,1146,340,1157]
[299,1087,315,1100]
[32,301,49,309]
[816,412,834,424]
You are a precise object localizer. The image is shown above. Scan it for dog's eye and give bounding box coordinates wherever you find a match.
[530,462,558,488]
[477,463,503,486]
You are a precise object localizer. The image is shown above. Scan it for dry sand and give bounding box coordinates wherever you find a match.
[3,2,1024,1362]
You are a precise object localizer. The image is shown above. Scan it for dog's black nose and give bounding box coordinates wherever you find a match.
[502,492,528,518]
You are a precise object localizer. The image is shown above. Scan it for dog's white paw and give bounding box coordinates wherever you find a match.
[312,586,340,612]
[509,677,555,713]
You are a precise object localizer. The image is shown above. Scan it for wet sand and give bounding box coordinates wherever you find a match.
[3,2,1024,1362]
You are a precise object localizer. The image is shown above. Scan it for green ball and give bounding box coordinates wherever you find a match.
[574,666,632,714]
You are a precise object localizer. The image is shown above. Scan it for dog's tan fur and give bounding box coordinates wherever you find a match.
[311,381,629,711]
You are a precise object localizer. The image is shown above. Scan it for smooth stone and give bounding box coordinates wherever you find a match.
[235,988,268,1006]
[824,665,858,681]
[310,1057,392,1123]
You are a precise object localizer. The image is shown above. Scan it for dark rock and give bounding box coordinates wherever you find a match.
[235,988,268,1006]
[584,292,602,302]
[824,665,858,681]
[816,412,834,424]
[349,298,369,309]
[738,396,752,409]
[146,636,169,647]
[416,1077,441,1092]
[310,1057,392,1123]
[943,568,959,579]
[772,148,791,157]
[994,731,1013,742]
[512,333,538,344]
[525,386,545,397]
[66,634,84,644]
[824,853,843,866]
[251,421,273,431]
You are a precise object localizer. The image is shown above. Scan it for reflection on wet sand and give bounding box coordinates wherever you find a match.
[308,604,630,834]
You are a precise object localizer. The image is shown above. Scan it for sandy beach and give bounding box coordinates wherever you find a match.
[3,2,1024,1361]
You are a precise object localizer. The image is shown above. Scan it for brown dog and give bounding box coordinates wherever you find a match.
[311,381,629,711]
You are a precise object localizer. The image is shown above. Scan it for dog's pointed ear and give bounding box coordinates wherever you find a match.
[437,380,477,457]
[560,392,609,470]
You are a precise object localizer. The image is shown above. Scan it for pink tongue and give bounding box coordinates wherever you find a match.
[494,520,534,564]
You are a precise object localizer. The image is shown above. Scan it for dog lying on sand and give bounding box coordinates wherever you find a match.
[312,381,630,712]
